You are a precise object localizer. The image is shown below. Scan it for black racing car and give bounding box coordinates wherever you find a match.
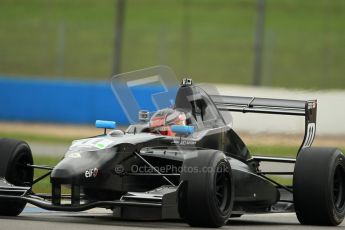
[0,66,344,227]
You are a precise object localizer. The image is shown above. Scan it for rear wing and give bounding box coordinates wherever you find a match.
[210,95,317,153]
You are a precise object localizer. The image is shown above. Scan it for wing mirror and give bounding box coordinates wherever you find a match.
[171,125,194,136]
[95,120,116,134]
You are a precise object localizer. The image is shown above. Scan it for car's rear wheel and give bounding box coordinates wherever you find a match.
[293,147,345,225]
[178,150,233,227]
[0,138,34,216]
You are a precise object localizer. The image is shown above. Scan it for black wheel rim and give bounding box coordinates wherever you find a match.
[214,162,231,213]
[333,165,345,212]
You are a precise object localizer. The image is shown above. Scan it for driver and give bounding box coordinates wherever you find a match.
[149,108,187,136]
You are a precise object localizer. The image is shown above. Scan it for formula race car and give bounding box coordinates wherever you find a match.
[0,66,344,227]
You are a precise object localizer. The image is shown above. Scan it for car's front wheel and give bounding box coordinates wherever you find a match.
[178,150,233,227]
[0,138,34,216]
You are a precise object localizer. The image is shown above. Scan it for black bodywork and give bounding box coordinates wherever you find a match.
[0,71,318,221]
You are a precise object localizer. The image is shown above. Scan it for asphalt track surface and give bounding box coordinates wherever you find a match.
[1,205,344,230]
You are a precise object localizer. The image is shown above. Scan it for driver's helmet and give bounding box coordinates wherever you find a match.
[150,108,187,136]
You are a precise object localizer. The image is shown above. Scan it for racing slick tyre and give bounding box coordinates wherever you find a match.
[178,150,233,227]
[0,138,34,216]
[293,147,345,226]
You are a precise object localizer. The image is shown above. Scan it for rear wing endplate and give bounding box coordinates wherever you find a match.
[210,95,317,153]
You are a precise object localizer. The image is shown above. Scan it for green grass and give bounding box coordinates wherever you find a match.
[248,145,299,158]
[249,145,345,158]
[1,0,345,89]
[268,176,292,186]
[32,155,62,193]
[0,132,75,144]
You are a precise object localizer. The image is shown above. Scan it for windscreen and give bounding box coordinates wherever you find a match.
[111,66,179,124]
[111,65,233,127]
